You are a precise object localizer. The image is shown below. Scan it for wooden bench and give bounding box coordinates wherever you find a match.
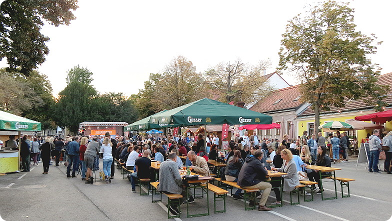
[208,184,228,213]
[221,180,259,210]
[121,166,133,179]
[150,182,162,203]
[289,184,306,205]
[330,177,355,198]
[164,193,183,219]
[300,180,318,202]
[139,178,151,195]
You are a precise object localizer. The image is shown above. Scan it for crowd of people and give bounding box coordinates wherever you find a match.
[2,127,391,214]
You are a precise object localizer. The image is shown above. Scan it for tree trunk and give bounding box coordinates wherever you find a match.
[314,100,320,139]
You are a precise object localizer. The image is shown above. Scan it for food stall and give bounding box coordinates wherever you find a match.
[0,111,41,173]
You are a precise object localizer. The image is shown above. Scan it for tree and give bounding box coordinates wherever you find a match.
[133,73,163,119]
[206,60,272,104]
[278,0,388,136]
[159,56,207,109]
[0,0,78,75]
[134,56,208,118]
[55,66,97,133]
[91,93,138,123]
[21,70,56,130]
[0,68,43,115]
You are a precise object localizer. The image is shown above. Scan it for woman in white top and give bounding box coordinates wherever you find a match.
[100,137,113,183]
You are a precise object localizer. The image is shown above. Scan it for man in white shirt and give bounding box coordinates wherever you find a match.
[126,145,140,170]
[213,134,220,146]
[253,132,259,146]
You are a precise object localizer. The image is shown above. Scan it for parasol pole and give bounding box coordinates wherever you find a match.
[18,131,21,172]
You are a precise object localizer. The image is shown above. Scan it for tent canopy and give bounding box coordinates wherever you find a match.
[0,111,41,131]
[355,109,392,124]
[345,119,383,130]
[125,110,174,131]
[150,98,272,126]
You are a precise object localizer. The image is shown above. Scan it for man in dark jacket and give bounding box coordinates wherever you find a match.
[54,138,64,166]
[66,136,80,178]
[237,150,272,211]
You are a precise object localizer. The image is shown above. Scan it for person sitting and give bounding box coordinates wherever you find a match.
[187,151,210,176]
[171,149,184,169]
[178,141,188,156]
[126,145,140,170]
[237,150,272,211]
[197,146,209,161]
[241,144,251,160]
[268,146,276,162]
[158,152,189,215]
[307,146,331,193]
[208,144,218,160]
[130,149,151,192]
[225,150,244,199]
[154,146,164,163]
[273,145,285,168]
[271,149,300,204]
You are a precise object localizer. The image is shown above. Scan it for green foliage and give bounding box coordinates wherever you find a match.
[55,66,139,133]
[0,0,78,75]
[91,93,138,123]
[21,70,56,130]
[66,65,94,84]
[278,0,389,133]
[55,66,97,133]
[0,69,42,114]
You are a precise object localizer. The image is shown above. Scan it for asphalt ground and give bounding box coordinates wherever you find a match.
[1,158,392,221]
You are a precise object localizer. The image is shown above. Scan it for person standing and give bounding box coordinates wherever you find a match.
[31,137,40,166]
[307,134,318,160]
[20,135,31,172]
[105,132,117,179]
[317,132,326,148]
[66,136,80,178]
[40,137,52,174]
[84,136,100,184]
[79,137,88,181]
[54,138,64,166]
[383,131,392,174]
[340,132,348,161]
[237,150,272,211]
[368,129,381,173]
[100,137,113,183]
[331,133,340,163]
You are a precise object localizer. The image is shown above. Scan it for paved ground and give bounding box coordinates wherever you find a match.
[1,158,392,221]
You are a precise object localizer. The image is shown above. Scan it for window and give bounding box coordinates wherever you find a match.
[308,123,315,136]
[287,121,292,136]
[276,122,280,135]
[273,99,282,105]
[293,96,301,101]
[266,129,271,136]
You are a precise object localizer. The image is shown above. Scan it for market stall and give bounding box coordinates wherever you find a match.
[0,110,41,173]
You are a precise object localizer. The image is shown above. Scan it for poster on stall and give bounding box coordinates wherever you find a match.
[173,127,179,137]
[222,124,229,140]
[222,141,229,151]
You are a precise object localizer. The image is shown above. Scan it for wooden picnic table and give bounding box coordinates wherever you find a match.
[306,165,341,200]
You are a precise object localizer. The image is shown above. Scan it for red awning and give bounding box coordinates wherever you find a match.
[239,123,281,130]
[355,109,392,124]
